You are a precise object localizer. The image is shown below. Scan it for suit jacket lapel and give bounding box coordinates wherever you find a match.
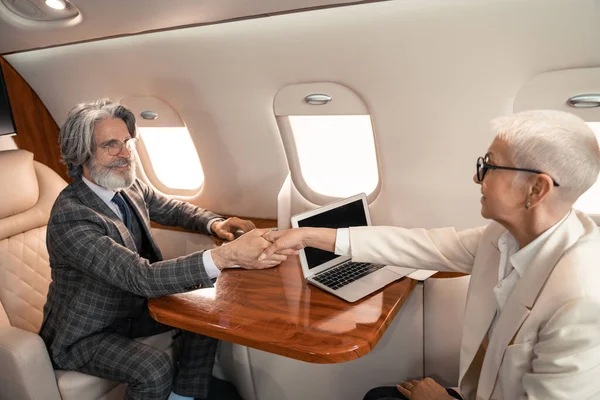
[476,302,530,400]
[458,236,500,390]
[121,185,163,261]
[72,178,137,251]
[476,212,585,400]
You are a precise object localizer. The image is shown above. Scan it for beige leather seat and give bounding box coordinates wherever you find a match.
[0,150,173,400]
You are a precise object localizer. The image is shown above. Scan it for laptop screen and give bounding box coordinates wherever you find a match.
[297,199,368,270]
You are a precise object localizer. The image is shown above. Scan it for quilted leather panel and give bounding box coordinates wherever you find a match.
[0,159,67,241]
[0,150,39,219]
[0,227,51,333]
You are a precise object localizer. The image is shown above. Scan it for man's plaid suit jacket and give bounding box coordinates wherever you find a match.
[40,177,221,370]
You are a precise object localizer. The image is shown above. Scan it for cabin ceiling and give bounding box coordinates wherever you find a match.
[0,0,377,54]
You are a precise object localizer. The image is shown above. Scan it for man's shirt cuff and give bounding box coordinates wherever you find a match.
[202,250,222,279]
[334,228,351,256]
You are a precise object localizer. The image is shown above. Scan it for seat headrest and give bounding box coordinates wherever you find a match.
[0,150,39,219]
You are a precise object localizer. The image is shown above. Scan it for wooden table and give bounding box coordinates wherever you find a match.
[148,256,418,363]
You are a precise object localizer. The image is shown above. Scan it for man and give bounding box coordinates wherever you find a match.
[40,99,286,400]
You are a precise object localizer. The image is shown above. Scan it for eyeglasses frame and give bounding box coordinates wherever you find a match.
[97,137,139,157]
[476,154,560,187]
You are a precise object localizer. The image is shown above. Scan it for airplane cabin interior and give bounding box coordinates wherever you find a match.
[0,0,599,399]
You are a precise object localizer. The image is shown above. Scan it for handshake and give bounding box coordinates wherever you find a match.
[208,217,300,271]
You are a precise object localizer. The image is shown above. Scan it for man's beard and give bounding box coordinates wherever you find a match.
[88,156,136,190]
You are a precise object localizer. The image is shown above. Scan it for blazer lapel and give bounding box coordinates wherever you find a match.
[72,178,137,251]
[458,236,500,389]
[476,303,530,400]
[121,185,163,261]
[476,212,585,400]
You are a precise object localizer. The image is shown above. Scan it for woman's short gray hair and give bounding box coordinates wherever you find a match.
[59,99,136,178]
[493,110,600,204]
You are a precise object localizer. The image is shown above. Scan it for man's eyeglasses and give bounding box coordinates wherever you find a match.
[476,155,560,187]
[98,137,139,156]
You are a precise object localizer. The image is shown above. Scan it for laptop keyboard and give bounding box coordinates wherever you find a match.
[312,261,384,290]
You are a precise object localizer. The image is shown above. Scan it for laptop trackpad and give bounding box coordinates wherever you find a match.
[360,268,404,286]
[335,268,402,302]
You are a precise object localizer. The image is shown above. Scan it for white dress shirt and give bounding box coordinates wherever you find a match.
[335,211,570,331]
[82,176,221,279]
[489,211,569,333]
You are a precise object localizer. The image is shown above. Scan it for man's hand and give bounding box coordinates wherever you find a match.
[396,378,455,400]
[258,228,336,260]
[258,229,307,260]
[211,229,294,270]
[211,217,256,241]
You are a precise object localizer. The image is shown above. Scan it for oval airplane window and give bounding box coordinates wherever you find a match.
[120,96,204,196]
[136,126,203,191]
[275,82,381,204]
[288,115,378,198]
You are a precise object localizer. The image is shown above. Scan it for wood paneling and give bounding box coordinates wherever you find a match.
[149,255,418,363]
[0,57,69,182]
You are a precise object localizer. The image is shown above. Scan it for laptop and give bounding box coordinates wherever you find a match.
[291,193,414,302]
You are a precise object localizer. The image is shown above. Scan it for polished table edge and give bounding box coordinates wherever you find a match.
[149,278,419,364]
[431,272,468,279]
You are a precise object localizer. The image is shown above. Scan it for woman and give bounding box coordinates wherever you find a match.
[259,110,600,400]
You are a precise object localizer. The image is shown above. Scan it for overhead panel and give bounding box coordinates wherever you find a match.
[0,0,81,28]
[0,0,378,54]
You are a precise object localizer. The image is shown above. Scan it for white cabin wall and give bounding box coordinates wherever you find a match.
[6,0,600,227]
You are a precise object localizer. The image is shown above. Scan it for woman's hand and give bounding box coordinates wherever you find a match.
[396,378,455,400]
[258,227,337,260]
[258,229,308,260]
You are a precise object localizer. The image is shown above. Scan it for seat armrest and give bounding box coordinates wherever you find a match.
[0,326,61,400]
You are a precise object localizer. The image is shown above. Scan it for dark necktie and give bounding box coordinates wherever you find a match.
[111,192,132,231]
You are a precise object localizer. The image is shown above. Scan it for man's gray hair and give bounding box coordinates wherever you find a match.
[59,99,136,178]
[493,110,600,204]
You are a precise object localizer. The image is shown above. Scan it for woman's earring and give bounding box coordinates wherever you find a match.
[525,201,531,209]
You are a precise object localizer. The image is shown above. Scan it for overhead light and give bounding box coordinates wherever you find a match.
[45,0,66,10]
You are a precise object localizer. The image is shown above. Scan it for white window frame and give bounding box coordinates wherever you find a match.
[120,96,204,197]
[137,126,204,192]
[274,82,381,205]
